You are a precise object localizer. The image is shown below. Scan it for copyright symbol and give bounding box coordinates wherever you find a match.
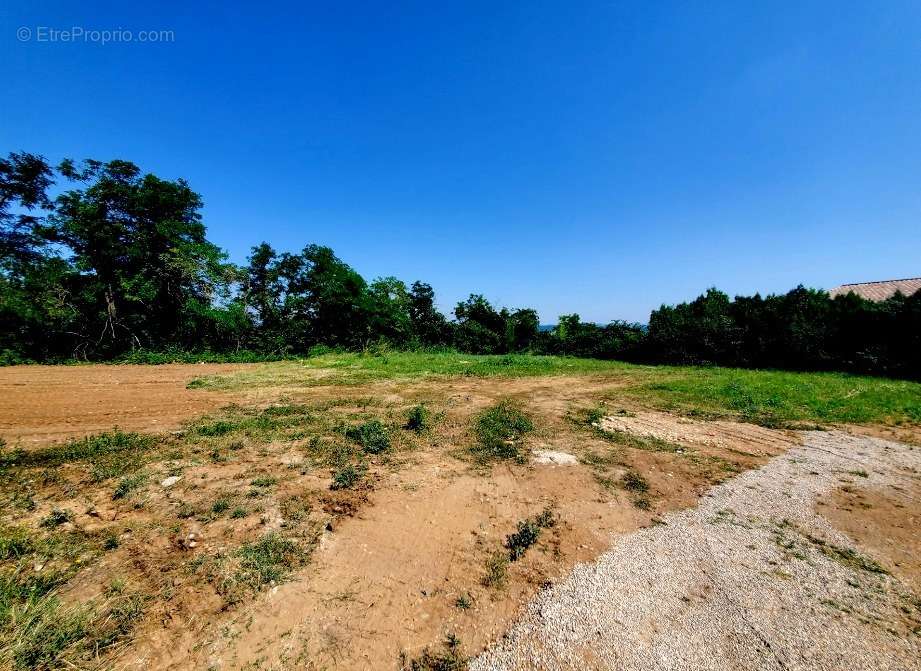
[17,26,31,41]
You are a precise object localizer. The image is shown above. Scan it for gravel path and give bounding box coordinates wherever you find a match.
[472,431,921,671]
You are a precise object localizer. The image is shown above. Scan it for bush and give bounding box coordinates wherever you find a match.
[330,464,363,490]
[472,401,533,462]
[405,405,431,432]
[346,420,390,454]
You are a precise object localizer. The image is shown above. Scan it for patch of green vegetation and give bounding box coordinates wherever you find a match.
[212,533,310,606]
[620,470,650,493]
[346,420,390,454]
[39,509,73,528]
[471,401,533,463]
[399,633,467,671]
[454,593,472,610]
[211,498,231,515]
[230,507,247,519]
[807,535,889,574]
[482,551,509,589]
[188,352,633,391]
[505,520,541,560]
[0,526,140,670]
[405,404,431,433]
[847,469,869,478]
[250,476,278,488]
[1,430,157,471]
[628,366,921,427]
[504,506,557,561]
[330,463,364,490]
[112,473,147,500]
[187,353,921,428]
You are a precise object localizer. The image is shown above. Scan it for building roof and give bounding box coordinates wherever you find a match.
[828,277,921,302]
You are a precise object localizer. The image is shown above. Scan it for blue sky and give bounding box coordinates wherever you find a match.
[3,2,920,323]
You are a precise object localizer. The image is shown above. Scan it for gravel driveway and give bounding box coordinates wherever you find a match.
[472,431,921,671]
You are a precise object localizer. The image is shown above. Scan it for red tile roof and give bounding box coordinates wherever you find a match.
[828,277,921,302]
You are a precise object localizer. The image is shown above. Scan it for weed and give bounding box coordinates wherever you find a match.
[482,551,509,588]
[405,405,431,433]
[848,469,869,478]
[454,593,472,609]
[230,507,247,519]
[39,509,73,528]
[471,401,533,463]
[505,520,541,560]
[211,498,231,515]
[346,420,391,454]
[330,463,364,490]
[807,535,889,574]
[621,470,650,493]
[400,633,467,671]
[112,473,147,500]
[223,533,306,600]
[250,476,278,488]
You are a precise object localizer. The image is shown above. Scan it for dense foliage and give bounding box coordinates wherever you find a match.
[1,152,918,379]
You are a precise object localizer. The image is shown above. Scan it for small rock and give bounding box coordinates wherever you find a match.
[161,475,182,488]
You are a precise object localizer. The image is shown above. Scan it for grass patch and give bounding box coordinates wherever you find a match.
[1,430,157,471]
[112,473,147,500]
[471,401,533,463]
[212,533,311,606]
[482,551,509,589]
[620,470,650,493]
[345,420,391,454]
[184,353,921,427]
[627,367,921,427]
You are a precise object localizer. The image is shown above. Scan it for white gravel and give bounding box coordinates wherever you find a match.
[472,431,921,671]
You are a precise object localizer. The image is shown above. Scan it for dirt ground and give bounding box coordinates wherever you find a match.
[0,364,253,446]
[0,364,917,670]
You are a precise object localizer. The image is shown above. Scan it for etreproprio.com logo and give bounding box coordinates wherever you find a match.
[17,26,175,44]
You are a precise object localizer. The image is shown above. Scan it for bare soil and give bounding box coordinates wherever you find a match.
[0,364,253,446]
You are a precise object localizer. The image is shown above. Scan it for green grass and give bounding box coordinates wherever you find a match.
[183,352,921,428]
[471,401,534,463]
[186,351,633,390]
[627,366,921,427]
[0,430,158,470]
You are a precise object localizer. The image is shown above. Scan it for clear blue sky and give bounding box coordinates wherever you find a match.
[3,2,920,323]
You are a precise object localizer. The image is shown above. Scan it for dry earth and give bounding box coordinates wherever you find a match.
[0,364,254,445]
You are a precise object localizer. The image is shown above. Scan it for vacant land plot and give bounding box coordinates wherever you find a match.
[0,353,919,670]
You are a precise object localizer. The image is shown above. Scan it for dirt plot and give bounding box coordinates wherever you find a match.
[0,364,253,446]
[1,363,918,671]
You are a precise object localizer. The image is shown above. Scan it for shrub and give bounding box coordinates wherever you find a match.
[505,519,541,560]
[346,420,390,454]
[472,401,533,462]
[405,405,431,433]
[330,464,363,490]
[39,509,73,528]
[621,470,650,493]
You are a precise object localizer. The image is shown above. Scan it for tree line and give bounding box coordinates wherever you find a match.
[1,152,918,379]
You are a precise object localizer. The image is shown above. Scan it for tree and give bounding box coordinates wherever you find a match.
[454,294,507,353]
[48,159,232,355]
[407,281,450,347]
